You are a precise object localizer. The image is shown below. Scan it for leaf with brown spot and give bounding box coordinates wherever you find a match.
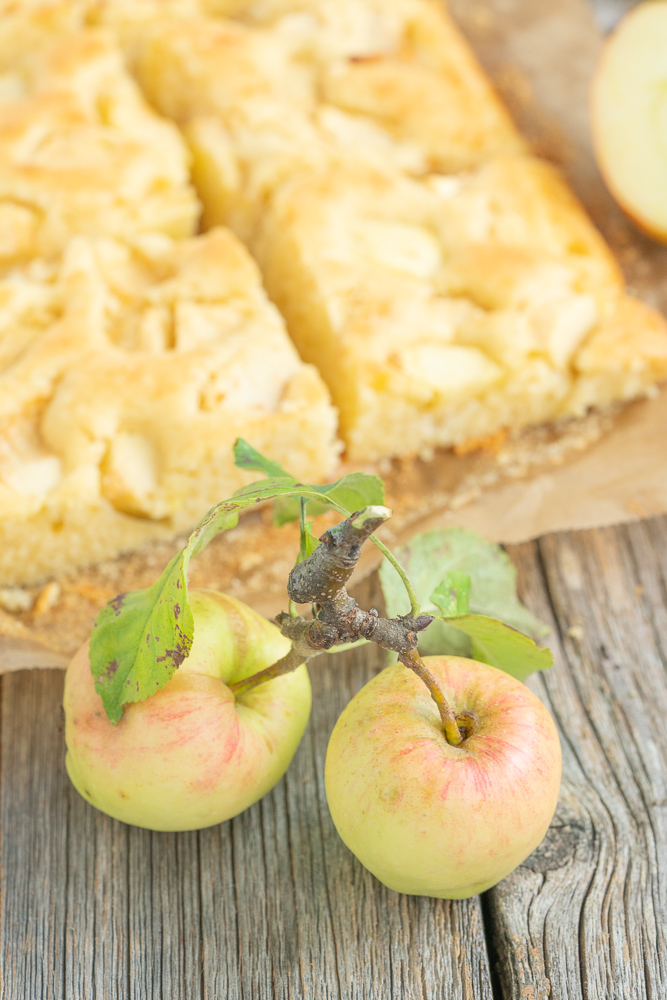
[89,477,363,723]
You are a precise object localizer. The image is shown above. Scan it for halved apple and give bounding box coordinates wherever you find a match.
[591,1,667,242]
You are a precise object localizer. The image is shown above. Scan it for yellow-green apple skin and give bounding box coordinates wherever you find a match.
[64,590,311,831]
[591,0,667,242]
[325,656,561,898]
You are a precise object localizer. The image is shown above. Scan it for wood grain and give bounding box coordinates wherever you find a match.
[485,521,667,999]
[1,670,69,1000]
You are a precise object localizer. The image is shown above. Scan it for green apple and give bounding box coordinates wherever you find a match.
[325,655,561,898]
[64,590,311,831]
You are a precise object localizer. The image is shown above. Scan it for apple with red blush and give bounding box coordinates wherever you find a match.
[325,655,561,898]
[64,589,311,831]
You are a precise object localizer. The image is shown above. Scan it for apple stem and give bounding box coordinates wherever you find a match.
[399,648,464,746]
[229,646,306,697]
[369,535,421,617]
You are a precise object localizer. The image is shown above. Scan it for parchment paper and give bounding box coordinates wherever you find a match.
[1,0,666,671]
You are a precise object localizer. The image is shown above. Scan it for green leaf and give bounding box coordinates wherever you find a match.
[232,439,291,479]
[379,528,548,640]
[91,553,195,724]
[272,495,303,527]
[379,527,551,678]
[313,470,385,517]
[90,480,351,723]
[233,439,385,526]
[443,615,553,681]
[297,520,320,564]
[416,619,472,659]
[430,572,471,616]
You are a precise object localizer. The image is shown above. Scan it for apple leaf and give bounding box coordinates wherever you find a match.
[90,479,354,723]
[91,553,194,724]
[379,528,549,640]
[379,528,552,678]
[443,615,553,681]
[401,618,473,660]
[430,572,471,616]
[297,519,320,564]
[233,438,385,526]
[232,438,291,479]
[232,439,300,524]
[313,470,386,518]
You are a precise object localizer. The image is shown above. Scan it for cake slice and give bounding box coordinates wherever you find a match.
[0,228,340,585]
[0,28,199,269]
[253,158,667,461]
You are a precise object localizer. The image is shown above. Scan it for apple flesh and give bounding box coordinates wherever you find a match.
[64,589,311,831]
[591,0,667,242]
[325,656,561,898]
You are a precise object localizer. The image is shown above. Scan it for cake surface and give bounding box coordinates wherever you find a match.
[0,28,199,269]
[134,0,523,171]
[0,229,339,584]
[131,0,524,241]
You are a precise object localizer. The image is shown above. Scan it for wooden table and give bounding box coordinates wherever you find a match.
[2,517,666,999]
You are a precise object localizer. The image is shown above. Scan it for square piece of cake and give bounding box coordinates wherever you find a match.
[0,228,340,584]
[253,158,667,460]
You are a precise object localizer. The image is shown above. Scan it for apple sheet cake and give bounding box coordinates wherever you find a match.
[0,0,666,587]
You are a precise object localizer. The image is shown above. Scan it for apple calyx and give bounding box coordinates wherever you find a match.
[230,506,464,746]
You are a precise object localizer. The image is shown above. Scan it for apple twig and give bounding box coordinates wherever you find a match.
[230,507,465,745]
[230,507,431,693]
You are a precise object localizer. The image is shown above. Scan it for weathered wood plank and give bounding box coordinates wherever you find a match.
[127,828,203,1000]
[486,521,667,999]
[64,788,129,1000]
[1,670,69,1000]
